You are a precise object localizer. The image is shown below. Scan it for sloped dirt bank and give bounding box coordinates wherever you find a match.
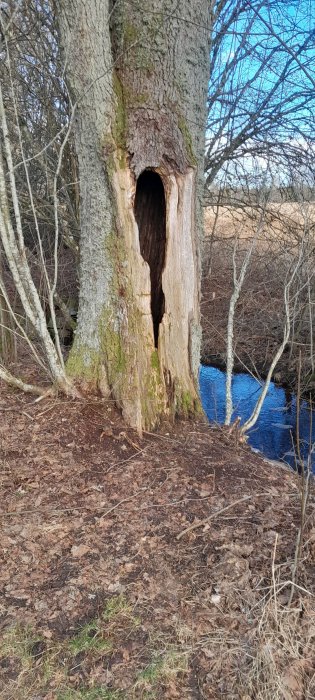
[0,383,314,699]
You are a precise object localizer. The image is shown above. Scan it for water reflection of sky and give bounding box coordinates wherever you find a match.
[199,366,315,471]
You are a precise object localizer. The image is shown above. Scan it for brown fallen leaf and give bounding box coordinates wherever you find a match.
[282,658,313,700]
[71,543,90,558]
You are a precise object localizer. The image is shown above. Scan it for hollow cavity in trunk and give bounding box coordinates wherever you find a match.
[134,170,166,347]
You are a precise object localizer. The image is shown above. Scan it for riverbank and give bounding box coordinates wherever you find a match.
[200,352,315,398]
[202,203,315,397]
[1,383,314,698]
[199,365,315,471]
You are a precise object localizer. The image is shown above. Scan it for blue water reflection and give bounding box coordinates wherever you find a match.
[199,365,315,471]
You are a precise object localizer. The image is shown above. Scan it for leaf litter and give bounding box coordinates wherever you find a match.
[0,381,314,698]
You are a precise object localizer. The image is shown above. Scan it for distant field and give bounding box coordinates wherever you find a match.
[204,202,315,248]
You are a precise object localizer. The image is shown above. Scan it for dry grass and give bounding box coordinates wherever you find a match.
[204,202,315,242]
[249,596,315,699]
[193,548,315,699]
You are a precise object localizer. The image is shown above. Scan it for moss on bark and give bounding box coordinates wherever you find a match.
[177,116,197,167]
[111,72,127,168]
[178,390,202,417]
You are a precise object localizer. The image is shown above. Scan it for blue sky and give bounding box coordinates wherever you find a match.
[206,0,315,184]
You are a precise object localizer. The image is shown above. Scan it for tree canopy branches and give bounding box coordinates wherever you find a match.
[207,0,315,190]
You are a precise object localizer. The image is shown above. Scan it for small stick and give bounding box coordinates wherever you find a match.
[105,446,148,474]
[100,487,148,518]
[0,488,149,519]
[0,407,33,419]
[0,505,88,517]
[176,495,252,540]
[143,430,180,444]
[272,532,279,626]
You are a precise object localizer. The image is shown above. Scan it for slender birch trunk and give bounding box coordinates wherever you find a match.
[240,234,307,435]
[225,217,264,425]
[0,76,74,393]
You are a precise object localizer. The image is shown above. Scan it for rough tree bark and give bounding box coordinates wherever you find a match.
[55,0,211,431]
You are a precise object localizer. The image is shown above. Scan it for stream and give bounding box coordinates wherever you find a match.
[199,365,315,472]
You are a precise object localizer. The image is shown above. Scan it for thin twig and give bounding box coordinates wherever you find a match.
[176,495,252,540]
[142,430,181,444]
[271,532,279,627]
[104,447,148,474]
[0,407,33,419]
[0,505,87,517]
[100,488,149,518]
[0,487,149,519]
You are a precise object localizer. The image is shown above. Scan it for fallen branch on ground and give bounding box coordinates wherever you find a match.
[0,366,54,396]
[176,494,253,540]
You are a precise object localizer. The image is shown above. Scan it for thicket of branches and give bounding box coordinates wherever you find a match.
[0,0,314,425]
[202,0,315,428]
[0,0,78,388]
[207,0,315,189]
[1,0,79,252]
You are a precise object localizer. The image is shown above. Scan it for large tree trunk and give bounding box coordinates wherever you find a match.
[56,0,211,431]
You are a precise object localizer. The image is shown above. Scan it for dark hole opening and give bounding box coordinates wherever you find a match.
[134,170,166,348]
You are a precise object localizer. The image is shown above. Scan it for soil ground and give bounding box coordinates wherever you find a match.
[1,379,314,699]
